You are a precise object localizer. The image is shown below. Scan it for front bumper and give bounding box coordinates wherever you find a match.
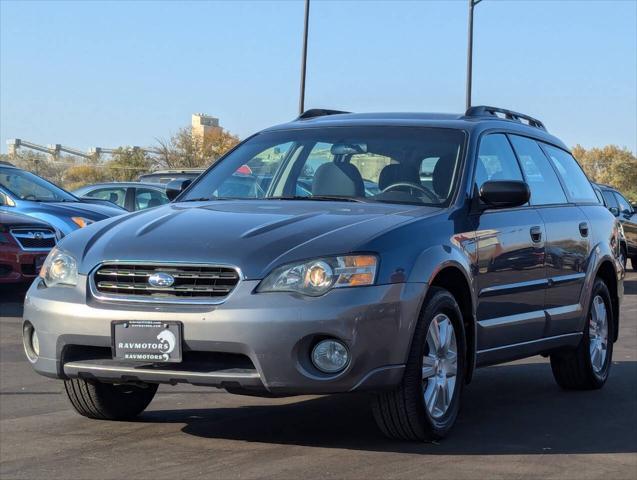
[23,277,426,395]
[0,248,48,284]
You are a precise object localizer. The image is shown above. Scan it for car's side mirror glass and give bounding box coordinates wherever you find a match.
[609,206,619,216]
[166,179,192,201]
[479,180,530,209]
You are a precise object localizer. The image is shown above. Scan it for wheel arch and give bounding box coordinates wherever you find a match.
[428,266,476,383]
[596,259,620,342]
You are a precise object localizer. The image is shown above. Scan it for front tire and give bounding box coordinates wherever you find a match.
[372,287,466,441]
[64,378,158,420]
[550,278,614,390]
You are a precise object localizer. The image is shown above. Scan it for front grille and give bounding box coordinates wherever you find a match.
[93,263,240,302]
[10,229,56,250]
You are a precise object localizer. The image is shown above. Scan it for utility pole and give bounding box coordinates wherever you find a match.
[466,0,482,111]
[299,0,310,115]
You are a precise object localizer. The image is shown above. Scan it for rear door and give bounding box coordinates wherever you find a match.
[531,141,597,335]
[473,134,547,352]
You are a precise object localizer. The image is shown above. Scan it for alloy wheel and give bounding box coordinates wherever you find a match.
[422,313,458,419]
[589,295,609,373]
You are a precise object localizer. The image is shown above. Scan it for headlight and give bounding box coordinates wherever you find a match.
[257,255,377,296]
[39,247,78,287]
[71,217,94,228]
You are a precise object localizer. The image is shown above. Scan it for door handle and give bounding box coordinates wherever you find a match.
[530,226,542,243]
[579,222,589,237]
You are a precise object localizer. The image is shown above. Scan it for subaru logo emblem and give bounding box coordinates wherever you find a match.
[34,232,43,240]
[148,272,175,288]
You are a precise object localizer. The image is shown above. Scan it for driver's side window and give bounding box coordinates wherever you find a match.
[475,134,524,191]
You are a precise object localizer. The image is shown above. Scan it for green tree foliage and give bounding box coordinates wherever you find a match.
[106,147,154,182]
[572,145,637,201]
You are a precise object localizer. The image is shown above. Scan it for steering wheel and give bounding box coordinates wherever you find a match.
[382,182,438,202]
[23,194,37,200]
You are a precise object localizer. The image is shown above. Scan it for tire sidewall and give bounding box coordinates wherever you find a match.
[409,289,466,437]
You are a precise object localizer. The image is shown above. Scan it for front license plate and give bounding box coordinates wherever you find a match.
[112,321,182,363]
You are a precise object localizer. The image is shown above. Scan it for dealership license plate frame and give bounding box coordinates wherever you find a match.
[112,320,183,363]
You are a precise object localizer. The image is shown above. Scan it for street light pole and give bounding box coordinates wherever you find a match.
[299,0,310,115]
[466,0,482,111]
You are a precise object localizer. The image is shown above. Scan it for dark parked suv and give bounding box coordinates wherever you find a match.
[594,183,637,270]
[24,106,623,441]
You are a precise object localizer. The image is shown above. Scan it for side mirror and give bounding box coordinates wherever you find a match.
[166,179,192,201]
[479,180,530,209]
[609,206,619,216]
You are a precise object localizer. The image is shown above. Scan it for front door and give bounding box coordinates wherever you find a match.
[473,134,548,353]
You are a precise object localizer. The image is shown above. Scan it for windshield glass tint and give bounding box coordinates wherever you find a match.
[181,127,465,206]
[0,168,76,202]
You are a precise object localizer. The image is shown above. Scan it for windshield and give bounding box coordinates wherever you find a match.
[181,126,466,206]
[0,167,77,202]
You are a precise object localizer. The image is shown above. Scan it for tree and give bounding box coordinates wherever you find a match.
[106,147,154,181]
[155,126,239,169]
[572,145,637,200]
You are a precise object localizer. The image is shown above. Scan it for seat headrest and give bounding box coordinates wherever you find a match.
[312,162,365,197]
[432,156,456,198]
[378,163,421,191]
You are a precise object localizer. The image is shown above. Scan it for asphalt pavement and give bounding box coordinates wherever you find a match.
[1,273,636,479]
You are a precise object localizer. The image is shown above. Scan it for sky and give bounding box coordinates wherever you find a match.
[1,0,636,154]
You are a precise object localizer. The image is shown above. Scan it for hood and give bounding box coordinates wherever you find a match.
[0,210,55,230]
[61,200,437,279]
[10,200,125,235]
[19,201,125,219]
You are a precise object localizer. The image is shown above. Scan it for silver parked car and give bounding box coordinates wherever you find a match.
[23,108,623,440]
[73,182,169,211]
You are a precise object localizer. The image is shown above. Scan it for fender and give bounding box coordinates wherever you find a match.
[578,239,623,337]
[408,241,478,382]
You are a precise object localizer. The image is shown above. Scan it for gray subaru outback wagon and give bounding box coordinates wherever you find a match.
[24,107,623,440]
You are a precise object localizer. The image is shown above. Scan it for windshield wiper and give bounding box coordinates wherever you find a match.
[267,195,367,203]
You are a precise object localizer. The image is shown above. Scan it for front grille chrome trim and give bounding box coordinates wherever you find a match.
[10,228,57,251]
[89,261,243,305]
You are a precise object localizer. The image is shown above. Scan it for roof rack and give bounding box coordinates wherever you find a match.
[297,109,350,120]
[465,105,546,131]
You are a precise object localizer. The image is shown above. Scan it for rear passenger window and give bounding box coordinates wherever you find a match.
[475,134,524,191]
[509,135,567,205]
[542,145,597,203]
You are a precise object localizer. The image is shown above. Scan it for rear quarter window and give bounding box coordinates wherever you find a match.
[542,144,598,203]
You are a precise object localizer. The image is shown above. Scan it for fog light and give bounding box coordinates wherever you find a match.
[31,330,40,357]
[311,339,349,373]
[22,322,39,363]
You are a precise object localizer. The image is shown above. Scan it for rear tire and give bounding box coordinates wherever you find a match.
[372,287,466,441]
[550,278,613,390]
[64,378,158,420]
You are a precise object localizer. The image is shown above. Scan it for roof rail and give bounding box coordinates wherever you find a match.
[297,109,350,120]
[465,105,546,131]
